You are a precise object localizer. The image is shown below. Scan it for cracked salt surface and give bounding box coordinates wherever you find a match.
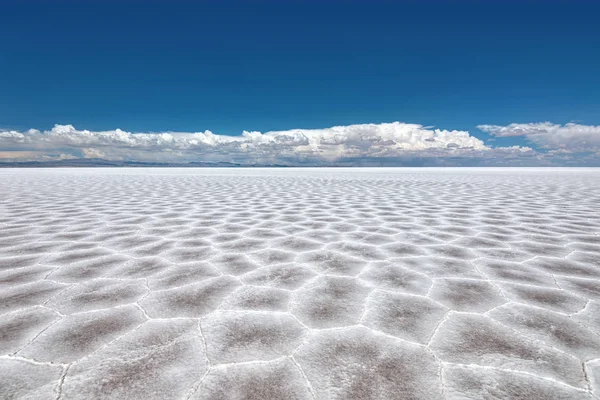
[0,167,599,399]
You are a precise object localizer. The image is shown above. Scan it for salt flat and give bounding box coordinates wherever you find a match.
[1,168,600,399]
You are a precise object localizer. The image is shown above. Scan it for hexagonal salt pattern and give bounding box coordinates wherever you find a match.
[0,167,599,399]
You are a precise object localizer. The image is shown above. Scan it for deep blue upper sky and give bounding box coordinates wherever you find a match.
[1,1,599,148]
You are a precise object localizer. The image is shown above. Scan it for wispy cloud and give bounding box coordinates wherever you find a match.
[478,122,600,152]
[0,151,76,162]
[1,122,536,165]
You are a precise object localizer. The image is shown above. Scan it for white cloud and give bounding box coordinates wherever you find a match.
[0,151,77,162]
[0,151,44,160]
[478,122,600,151]
[0,121,534,165]
[81,148,107,159]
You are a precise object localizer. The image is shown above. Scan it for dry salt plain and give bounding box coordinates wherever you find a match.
[1,167,600,400]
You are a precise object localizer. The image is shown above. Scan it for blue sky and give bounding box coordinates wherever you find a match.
[1,1,599,165]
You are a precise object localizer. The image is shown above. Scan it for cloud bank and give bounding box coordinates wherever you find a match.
[0,122,538,165]
[478,122,600,152]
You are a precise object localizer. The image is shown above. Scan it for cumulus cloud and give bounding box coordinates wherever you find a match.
[0,151,44,160]
[1,121,536,165]
[478,122,600,151]
[0,151,76,162]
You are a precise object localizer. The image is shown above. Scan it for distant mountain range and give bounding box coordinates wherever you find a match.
[0,157,572,168]
[0,158,292,168]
